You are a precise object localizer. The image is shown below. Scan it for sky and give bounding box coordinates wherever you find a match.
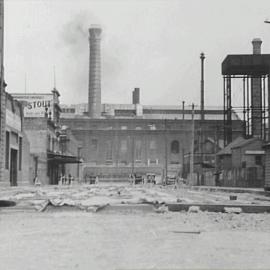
[4,0,270,107]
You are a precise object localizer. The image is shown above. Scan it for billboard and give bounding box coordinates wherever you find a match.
[12,94,54,118]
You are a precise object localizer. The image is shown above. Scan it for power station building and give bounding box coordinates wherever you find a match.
[61,25,243,183]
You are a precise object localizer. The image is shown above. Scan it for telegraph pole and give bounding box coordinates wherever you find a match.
[182,101,185,120]
[215,124,219,170]
[131,135,134,175]
[189,104,195,185]
[264,20,270,141]
[200,52,205,120]
[164,119,168,184]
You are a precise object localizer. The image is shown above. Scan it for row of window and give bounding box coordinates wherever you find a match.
[90,139,180,155]
[76,123,158,130]
[62,108,75,113]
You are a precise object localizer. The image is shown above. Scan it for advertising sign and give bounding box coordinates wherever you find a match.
[12,94,54,118]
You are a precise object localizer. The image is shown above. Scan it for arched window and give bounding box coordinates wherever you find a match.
[135,140,142,161]
[91,139,98,151]
[105,140,113,161]
[171,140,179,154]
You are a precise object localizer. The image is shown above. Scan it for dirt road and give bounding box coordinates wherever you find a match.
[1,210,270,270]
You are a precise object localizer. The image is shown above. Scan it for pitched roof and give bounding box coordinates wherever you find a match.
[231,137,260,149]
[217,137,262,156]
[217,137,245,156]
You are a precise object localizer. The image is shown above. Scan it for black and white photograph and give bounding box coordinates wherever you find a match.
[1,0,270,269]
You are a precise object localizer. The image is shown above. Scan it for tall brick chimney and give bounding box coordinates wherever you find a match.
[88,25,102,118]
[251,38,262,137]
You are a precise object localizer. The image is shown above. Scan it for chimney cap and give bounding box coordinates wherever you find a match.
[200,52,205,59]
[89,24,102,29]
[89,25,102,39]
[252,38,262,43]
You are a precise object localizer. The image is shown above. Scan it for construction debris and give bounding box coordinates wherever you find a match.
[188,206,201,213]
[1,184,270,214]
[224,207,242,214]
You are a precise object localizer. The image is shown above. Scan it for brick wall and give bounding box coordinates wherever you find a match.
[61,117,243,181]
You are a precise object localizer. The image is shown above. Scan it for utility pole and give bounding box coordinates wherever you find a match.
[200,52,205,121]
[182,101,185,120]
[199,127,203,185]
[200,53,205,180]
[164,119,168,184]
[264,20,270,141]
[214,124,219,170]
[114,123,119,168]
[77,146,82,180]
[189,103,195,185]
[131,135,134,175]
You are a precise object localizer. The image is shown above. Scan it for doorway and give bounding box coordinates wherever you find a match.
[10,149,18,186]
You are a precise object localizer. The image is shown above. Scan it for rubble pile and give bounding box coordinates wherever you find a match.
[0,184,178,212]
[0,184,270,213]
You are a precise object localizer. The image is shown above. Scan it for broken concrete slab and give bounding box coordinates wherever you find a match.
[188,206,201,213]
[98,203,155,213]
[190,186,270,196]
[224,207,242,214]
[167,203,270,213]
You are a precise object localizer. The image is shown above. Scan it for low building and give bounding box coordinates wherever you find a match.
[12,89,81,185]
[23,116,61,184]
[184,137,223,186]
[217,137,264,187]
[57,125,82,182]
[0,92,26,186]
[263,143,270,191]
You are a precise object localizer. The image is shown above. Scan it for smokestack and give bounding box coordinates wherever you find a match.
[182,101,185,120]
[251,38,262,137]
[88,25,102,118]
[132,88,140,104]
[200,52,205,120]
[252,38,262,54]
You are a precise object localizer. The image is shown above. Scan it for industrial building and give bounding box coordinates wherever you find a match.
[61,25,243,183]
